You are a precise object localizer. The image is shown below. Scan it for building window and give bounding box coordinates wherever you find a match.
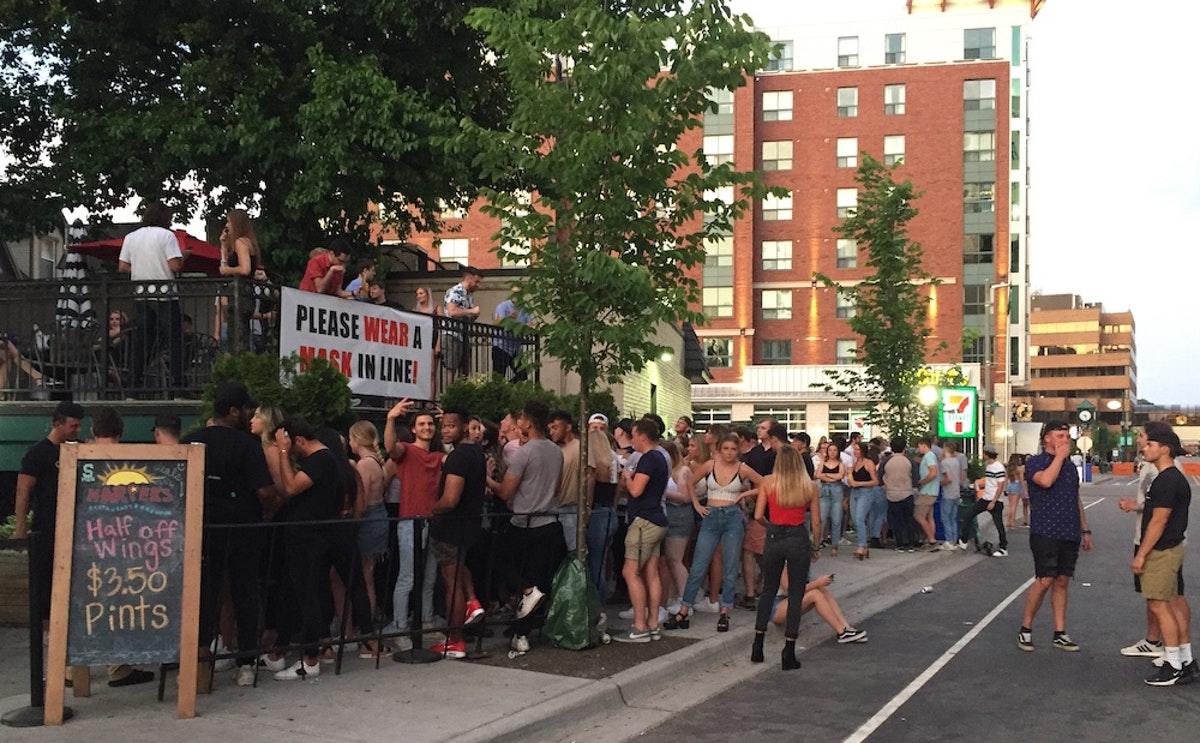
[838,36,859,67]
[704,88,734,135]
[766,40,793,72]
[703,287,733,318]
[703,185,734,224]
[964,233,994,264]
[836,239,858,269]
[963,182,995,213]
[436,199,468,220]
[762,140,793,170]
[694,406,733,429]
[1011,78,1021,117]
[836,137,858,168]
[1010,236,1020,273]
[884,135,905,166]
[761,290,793,320]
[704,234,733,267]
[1009,286,1021,326]
[753,406,807,433]
[964,131,996,162]
[438,238,470,265]
[884,84,906,115]
[964,283,987,316]
[964,27,996,59]
[761,340,792,365]
[964,79,996,111]
[763,91,793,122]
[885,33,906,64]
[1010,335,1021,377]
[836,293,856,319]
[703,134,734,166]
[964,334,984,363]
[836,339,858,365]
[704,338,732,368]
[761,240,792,271]
[762,192,793,221]
[836,188,857,219]
[1011,181,1021,212]
[837,87,858,118]
[1011,132,1020,169]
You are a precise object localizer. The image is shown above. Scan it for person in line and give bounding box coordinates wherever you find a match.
[881,436,917,552]
[665,434,763,632]
[549,409,581,552]
[298,239,352,297]
[183,383,276,688]
[1133,426,1194,685]
[939,441,963,551]
[1118,423,1190,661]
[492,286,531,381]
[349,421,389,627]
[428,407,489,659]
[816,442,847,556]
[751,446,819,670]
[612,419,671,642]
[660,440,694,616]
[789,431,817,478]
[1018,421,1093,653]
[153,413,181,445]
[250,405,287,501]
[1005,454,1029,528]
[489,400,566,653]
[913,438,940,550]
[442,266,483,377]
[346,260,387,304]
[673,416,693,445]
[767,573,867,645]
[586,427,620,605]
[119,201,185,389]
[687,432,723,613]
[847,441,879,560]
[588,413,609,433]
[974,445,1009,557]
[383,399,443,641]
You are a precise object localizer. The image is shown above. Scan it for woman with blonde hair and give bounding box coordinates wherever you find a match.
[752,446,820,670]
[660,440,694,615]
[349,420,389,633]
[250,405,286,509]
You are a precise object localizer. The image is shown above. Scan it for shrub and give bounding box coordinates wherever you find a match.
[200,352,351,429]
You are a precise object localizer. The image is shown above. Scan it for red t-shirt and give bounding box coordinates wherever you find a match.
[299,252,343,294]
[392,443,444,517]
[766,488,808,526]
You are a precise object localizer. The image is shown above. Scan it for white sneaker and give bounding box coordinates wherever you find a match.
[992,548,1009,557]
[211,639,235,672]
[1121,639,1165,658]
[618,607,636,620]
[273,659,320,681]
[258,653,287,673]
[695,598,721,614]
[658,607,669,624]
[235,665,256,687]
[839,537,853,546]
[957,540,969,551]
[391,636,414,652]
[666,600,682,615]
[511,634,530,653]
[516,587,547,619]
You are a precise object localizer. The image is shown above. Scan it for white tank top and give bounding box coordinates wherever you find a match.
[706,466,746,505]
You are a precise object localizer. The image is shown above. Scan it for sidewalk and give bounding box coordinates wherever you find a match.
[0,543,982,742]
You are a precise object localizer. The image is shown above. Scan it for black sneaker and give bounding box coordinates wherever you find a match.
[1179,660,1200,685]
[1052,633,1080,652]
[1145,664,1184,686]
[1017,630,1034,652]
[836,627,868,644]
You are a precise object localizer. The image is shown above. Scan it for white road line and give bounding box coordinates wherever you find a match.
[843,498,1105,743]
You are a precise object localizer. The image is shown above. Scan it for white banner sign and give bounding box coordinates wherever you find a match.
[279,287,434,400]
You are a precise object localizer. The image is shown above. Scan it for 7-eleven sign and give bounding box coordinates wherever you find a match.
[937,387,977,439]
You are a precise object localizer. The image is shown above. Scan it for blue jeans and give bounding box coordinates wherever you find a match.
[940,497,960,543]
[868,486,888,539]
[820,484,844,544]
[387,520,435,632]
[681,506,745,610]
[850,488,875,548]
[586,506,618,604]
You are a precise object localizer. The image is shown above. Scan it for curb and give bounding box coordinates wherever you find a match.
[454,548,983,742]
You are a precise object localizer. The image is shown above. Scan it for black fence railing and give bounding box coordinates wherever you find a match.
[0,277,538,402]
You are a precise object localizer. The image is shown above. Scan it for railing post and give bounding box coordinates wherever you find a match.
[230,277,244,353]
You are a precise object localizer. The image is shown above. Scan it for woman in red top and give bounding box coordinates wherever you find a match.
[751,446,820,670]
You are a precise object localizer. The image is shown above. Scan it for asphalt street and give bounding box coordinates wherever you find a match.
[643,480,1200,743]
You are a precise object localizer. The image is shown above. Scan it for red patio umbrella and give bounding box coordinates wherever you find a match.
[69,229,222,276]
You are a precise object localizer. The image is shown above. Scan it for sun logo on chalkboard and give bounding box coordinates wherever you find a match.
[100,464,154,487]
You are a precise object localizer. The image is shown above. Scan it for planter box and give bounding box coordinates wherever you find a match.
[0,548,30,626]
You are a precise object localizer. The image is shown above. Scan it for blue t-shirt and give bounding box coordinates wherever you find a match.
[918,450,939,496]
[493,299,531,354]
[1024,451,1081,542]
[628,448,669,527]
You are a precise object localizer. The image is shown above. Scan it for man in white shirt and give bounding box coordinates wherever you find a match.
[118,201,185,389]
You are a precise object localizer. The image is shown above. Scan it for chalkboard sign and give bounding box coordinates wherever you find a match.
[44,443,205,724]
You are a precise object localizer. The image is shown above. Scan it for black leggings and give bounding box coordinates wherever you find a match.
[887,496,917,548]
[972,499,1008,549]
[755,524,812,638]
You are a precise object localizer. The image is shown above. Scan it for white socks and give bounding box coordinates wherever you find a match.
[1165,646,1182,671]
[1181,643,1194,665]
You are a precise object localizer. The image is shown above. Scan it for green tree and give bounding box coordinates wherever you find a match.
[462,0,774,556]
[814,154,938,441]
[0,2,509,276]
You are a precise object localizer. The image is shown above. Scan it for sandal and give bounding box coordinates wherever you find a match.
[717,613,730,632]
[663,612,690,630]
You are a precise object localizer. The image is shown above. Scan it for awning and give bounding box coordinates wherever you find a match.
[69,229,222,276]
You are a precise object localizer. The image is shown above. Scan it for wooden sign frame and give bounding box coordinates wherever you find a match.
[44,443,205,724]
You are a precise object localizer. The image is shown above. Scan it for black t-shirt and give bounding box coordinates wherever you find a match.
[431,441,487,546]
[742,445,776,477]
[182,425,273,524]
[20,438,61,534]
[1142,466,1191,551]
[287,448,342,522]
[628,449,669,526]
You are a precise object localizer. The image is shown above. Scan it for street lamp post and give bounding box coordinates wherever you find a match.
[983,282,1009,458]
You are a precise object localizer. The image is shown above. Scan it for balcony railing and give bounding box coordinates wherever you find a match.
[0,277,537,402]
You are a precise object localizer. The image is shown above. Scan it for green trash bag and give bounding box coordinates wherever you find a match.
[544,555,603,650]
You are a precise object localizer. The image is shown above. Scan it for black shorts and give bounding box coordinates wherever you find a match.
[1029,532,1080,578]
[1133,544,1185,595]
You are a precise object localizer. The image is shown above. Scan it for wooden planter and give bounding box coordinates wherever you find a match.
[0,547,30,626]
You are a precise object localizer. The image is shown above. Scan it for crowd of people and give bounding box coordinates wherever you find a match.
[13,395,1192,688]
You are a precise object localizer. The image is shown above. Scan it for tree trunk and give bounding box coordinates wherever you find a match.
[576,368,590,562]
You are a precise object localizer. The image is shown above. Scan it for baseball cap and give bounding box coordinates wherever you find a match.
[1146,428,1187,458]
[588,413,609,426]
[212,381,257,416]
[982,444,998,456]
[1040,420,1069,438]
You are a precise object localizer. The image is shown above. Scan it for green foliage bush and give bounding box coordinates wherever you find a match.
[200,353,351,428]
